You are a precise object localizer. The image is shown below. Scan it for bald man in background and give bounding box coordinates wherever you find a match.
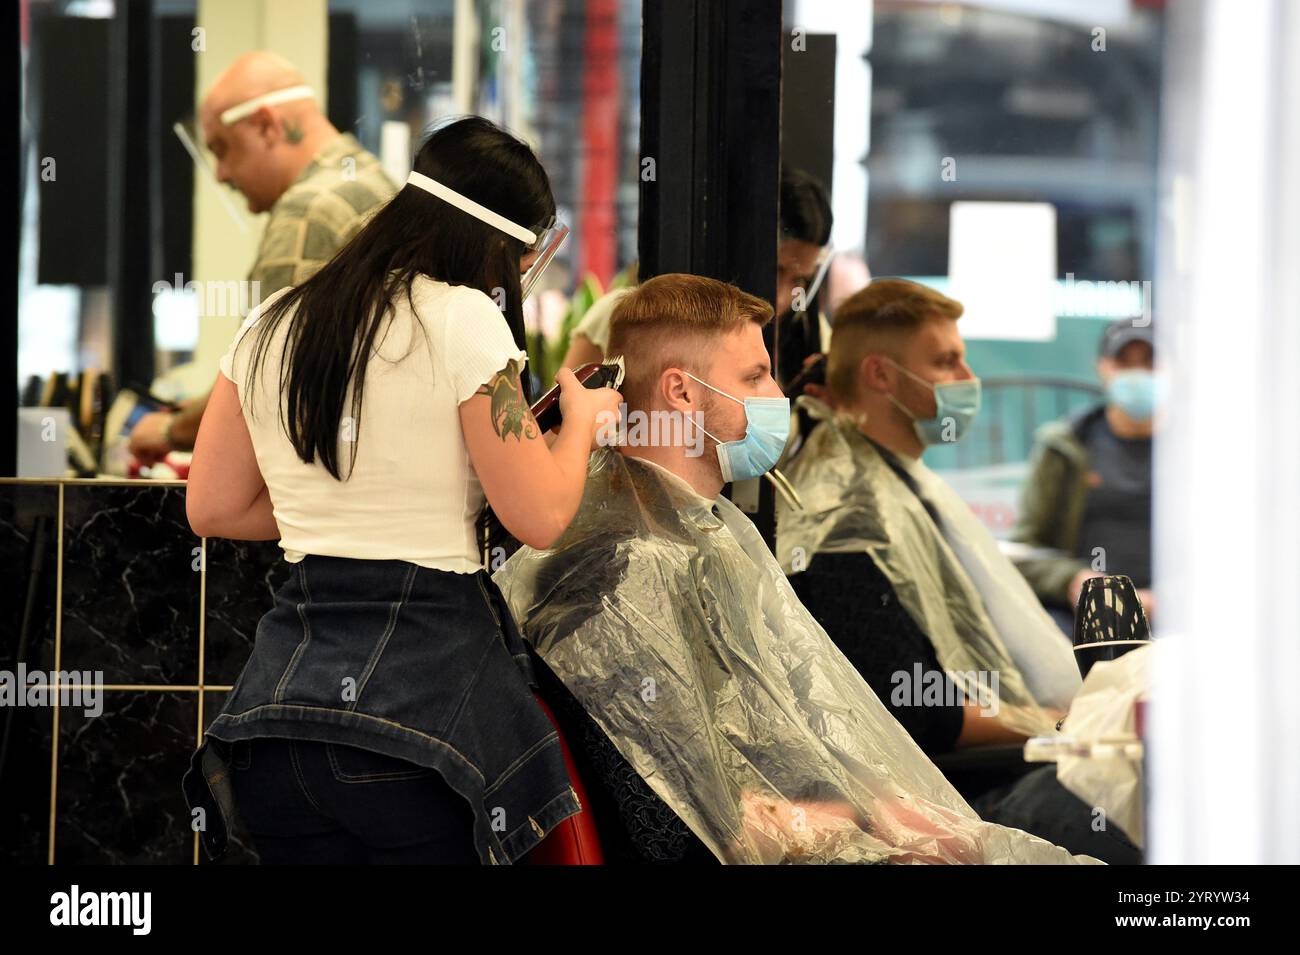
[130,51,396,463]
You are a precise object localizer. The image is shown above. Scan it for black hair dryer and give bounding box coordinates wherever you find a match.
[1072,575,1153,680]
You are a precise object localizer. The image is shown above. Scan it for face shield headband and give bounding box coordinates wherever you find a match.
[405,170,568,299]
[169,83,317,228]
[219,84,316,126]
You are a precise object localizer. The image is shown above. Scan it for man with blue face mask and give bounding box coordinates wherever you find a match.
[1010,319,1157,627]
[493,274,1092,865]
[781,279,1082,749]
[776,280,1140,863]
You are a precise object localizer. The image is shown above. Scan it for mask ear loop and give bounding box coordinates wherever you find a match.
[883,356,933,391]
[681,372,804,509]
[678,378,723,446]
[683,371,743,406]
[882,356,932,422]
[681,371,740,444]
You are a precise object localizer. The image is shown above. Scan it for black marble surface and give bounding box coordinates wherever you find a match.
[0,484,59,864]
[60,484,201,685]
[0,483,58,673]
[54,690,197,865]
[203,538,289,687]
[0,482,289,864]
[0,700,53,865]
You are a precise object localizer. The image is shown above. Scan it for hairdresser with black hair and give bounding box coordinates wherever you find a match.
[772,167,833,391]
[181,117,621,865]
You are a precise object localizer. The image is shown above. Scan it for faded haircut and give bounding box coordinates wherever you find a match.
[826,278,963,404]
[606,273,773,412]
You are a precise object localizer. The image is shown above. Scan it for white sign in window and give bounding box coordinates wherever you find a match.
[947,200,1058,342]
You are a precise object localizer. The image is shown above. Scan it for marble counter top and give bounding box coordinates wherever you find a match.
[0,476,186,487]
[1,478,282,864]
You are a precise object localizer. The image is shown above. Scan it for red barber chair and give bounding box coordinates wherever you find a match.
[525,693,605,865]
[522,360,618,865]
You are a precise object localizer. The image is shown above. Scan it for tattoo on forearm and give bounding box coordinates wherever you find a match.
[478,359,538,442]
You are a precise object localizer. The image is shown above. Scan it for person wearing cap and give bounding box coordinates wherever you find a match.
[1009,318,1158,625]
[129,51,396,464]
[182,116,620,864]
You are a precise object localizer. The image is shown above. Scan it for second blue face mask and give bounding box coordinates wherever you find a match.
[885,358,982,446]
[685,373,791,482]
[1106,369,1157,422]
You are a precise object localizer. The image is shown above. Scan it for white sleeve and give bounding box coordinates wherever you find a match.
[218,288,291,386]
[443,288,529,404]
[218,313,261,387]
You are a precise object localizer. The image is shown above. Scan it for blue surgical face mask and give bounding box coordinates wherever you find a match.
[885,358,982,446]
[685,372,791,482]
[1107,369,1157,422]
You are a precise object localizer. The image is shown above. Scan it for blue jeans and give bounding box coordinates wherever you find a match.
[229,736,480,864]
[186,557,580,864]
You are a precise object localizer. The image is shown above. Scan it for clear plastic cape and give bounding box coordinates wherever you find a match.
[495,449,1097,864]
[777,399,1081,736]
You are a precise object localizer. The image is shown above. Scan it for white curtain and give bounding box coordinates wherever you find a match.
[1151,0,1300,863]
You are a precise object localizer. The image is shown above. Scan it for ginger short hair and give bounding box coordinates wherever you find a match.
[606,273,773,411]
[826,278,963,403]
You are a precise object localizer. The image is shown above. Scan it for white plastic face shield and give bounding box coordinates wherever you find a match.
[794,243,834,314]
[406,170,568,300]
[521,217,570,300]
[175,84,318,175]
[171,119,250,231]
[168,84,316,228]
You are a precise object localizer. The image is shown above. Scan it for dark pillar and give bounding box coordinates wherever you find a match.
[638,0,783,544]
[109,0,158,397]
[1,0,19,475]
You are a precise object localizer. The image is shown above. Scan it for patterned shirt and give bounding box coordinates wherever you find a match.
[248,133,396,295]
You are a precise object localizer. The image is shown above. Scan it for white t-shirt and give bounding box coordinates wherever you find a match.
[220,276,527,574]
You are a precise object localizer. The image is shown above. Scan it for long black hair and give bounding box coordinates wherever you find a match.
[244,115,555,480]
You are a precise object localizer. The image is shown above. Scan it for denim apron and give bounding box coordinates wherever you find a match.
[182,554,581,864]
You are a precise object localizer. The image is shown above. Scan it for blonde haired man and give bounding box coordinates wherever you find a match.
[779,278,1140,863]
[495,273,1089,865]
[823,278,969,453]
